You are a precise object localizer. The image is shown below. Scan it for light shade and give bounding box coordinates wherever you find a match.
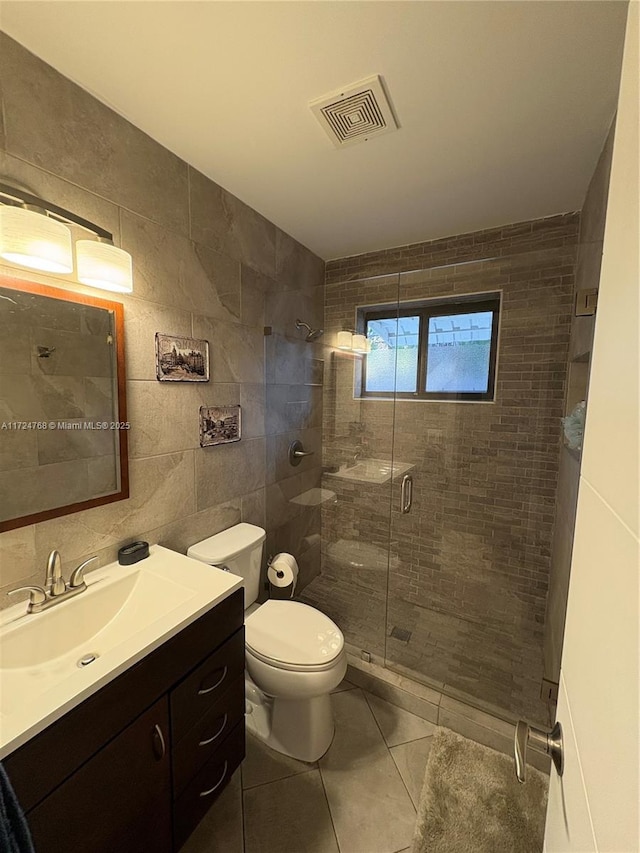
[0,207,73,274]
[352,334,369,354]
[336,331,353,350]
[76,240,133,293]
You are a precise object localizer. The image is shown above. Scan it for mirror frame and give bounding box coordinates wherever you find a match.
[0,275,129,533]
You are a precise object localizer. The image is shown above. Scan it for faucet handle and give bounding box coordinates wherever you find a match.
[69,556,98,589]
[8,585,47,607]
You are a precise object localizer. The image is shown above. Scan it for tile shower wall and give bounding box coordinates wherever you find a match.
[0,33,323,601]
[302,213,579,724]
[263,236,325,590]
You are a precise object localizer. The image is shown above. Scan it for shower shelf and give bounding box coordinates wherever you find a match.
[289,488,337,507]
[325,459,414,485]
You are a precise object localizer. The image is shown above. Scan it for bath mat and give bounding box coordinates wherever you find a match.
[411,728,548,853]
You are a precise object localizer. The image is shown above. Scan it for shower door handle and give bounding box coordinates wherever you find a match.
[401,475,413,514]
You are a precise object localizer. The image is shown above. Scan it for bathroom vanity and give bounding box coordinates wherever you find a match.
[1,548,246,852]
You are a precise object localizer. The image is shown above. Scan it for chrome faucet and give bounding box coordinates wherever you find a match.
[8,551,98,614]
[45,549,66,596]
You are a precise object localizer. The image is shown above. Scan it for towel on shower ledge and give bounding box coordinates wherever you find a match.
[0,764,34,853]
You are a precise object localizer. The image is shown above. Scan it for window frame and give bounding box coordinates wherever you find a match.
[360,293,501,402]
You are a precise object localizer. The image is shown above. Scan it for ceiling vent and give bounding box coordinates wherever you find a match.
[310,75,398,149]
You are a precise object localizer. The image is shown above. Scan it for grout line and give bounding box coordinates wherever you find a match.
[239,776,246,853]
[363,691,431,813]
[388,746,418,815]
[317,761,341,853]
[362,689,393,749]
[241,766,317,793]
[241,785,248,853]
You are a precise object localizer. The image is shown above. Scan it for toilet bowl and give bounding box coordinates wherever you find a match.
[187,523,346,762]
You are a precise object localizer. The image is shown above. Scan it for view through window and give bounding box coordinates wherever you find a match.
[360,294,500,401]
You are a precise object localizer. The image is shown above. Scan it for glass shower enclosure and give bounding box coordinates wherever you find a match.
[302,247,573,727]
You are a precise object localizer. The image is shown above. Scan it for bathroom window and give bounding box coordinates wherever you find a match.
[360,293,500,401]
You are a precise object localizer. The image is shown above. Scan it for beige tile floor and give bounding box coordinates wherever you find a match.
[184,679,438,853]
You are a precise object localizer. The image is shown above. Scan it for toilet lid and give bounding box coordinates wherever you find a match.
[245,600,344,667]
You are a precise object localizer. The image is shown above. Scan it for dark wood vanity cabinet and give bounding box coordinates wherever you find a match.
[4,589,245,853]
[26,697,173,853]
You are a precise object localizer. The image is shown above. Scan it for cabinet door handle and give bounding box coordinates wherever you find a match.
[199,761,228,798]
[152,723,166,761]
[199,714,228,747]
[198,665,228,695]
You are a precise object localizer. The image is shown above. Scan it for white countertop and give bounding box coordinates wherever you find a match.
[0,545,242,759]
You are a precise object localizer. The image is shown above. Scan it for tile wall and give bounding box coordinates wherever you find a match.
[0,33,324,601]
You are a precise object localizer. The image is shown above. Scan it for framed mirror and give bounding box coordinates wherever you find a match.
[0,276,128,532]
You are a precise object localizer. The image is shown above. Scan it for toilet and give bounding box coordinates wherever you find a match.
[187,523,347,762]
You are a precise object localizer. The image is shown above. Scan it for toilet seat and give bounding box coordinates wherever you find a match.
[246,646,342,673]
[245,600,344,671]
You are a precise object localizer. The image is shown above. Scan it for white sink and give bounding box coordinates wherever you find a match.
[0,545,242,758]
[1,569,191,670]
[325,458,414,485]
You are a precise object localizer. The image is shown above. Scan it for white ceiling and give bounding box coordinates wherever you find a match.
[0,1,627,260]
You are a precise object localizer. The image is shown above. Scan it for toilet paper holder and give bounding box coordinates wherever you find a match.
[266,555,286,580]
[266,554,298,599]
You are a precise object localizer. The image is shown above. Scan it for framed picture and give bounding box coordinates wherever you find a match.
[155,333,209,382]
[200,405,242,447]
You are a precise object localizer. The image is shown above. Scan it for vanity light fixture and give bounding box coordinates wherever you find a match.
[335,329,371,354]
[76,238,133,293]
[0,182,133,293]
[0,205,73,274]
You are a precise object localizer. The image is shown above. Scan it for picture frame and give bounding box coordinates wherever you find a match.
[155,333,209,382]
[199,405,242,447]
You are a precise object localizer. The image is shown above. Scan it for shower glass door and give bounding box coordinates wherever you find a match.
[384,263,504,705]
[385,255,555,725]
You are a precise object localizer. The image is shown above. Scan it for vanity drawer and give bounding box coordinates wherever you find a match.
[173,721,245,851]
[170,626,244,741]
[172,674,244,798]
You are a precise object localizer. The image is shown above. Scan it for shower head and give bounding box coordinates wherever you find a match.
[295,319,324,342]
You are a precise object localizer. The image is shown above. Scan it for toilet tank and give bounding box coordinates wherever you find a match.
[187,523,266,608]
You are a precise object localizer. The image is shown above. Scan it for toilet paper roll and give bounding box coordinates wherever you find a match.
[267,552,299,589]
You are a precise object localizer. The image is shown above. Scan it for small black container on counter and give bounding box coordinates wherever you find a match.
[118,541,150,565]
